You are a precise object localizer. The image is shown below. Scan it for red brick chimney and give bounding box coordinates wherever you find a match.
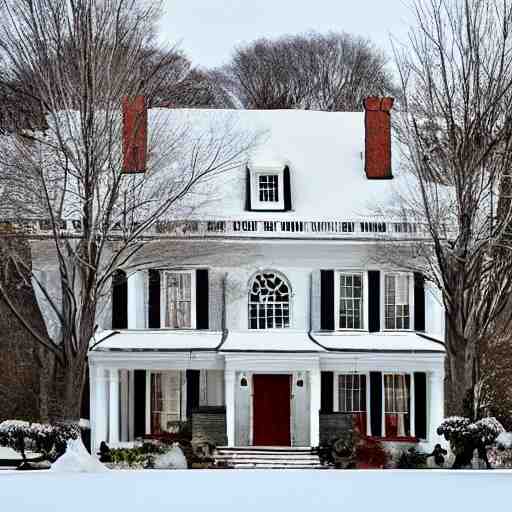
[122,96,147,173]
[363,97,394,180]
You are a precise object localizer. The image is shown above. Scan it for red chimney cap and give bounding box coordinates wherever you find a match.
[364,97,394,112]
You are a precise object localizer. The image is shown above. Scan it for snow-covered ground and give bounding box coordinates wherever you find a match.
[0,470,511,511]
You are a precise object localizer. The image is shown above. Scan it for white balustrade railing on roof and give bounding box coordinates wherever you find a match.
[0,218,431,240]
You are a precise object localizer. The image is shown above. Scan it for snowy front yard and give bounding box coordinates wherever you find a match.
[1,470,511,511]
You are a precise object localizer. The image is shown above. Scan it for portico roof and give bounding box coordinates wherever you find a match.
[90,329,223,352]
[89,329,445,354]
[218,330,325,353]
[310,331,445,353]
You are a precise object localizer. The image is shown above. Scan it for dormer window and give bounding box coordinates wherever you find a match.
[246,165,291,212]
[259,174,279,203]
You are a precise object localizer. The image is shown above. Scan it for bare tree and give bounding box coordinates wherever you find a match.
[388,0,512,417]
[0,0,253,422]
[220,31,395,111]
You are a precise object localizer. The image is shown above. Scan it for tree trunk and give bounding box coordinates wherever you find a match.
[445,327,478,418]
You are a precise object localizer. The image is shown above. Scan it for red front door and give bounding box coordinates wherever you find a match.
[253,374,291,446]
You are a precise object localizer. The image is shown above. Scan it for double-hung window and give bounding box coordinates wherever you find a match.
[384,374,411,438]
[339,374,367,434]
[337,273,364,329]
[162,270,196,329]
[384,274,412,330]
[150,370,184,434]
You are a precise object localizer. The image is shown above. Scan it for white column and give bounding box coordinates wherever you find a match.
[109,369,120,445]
[128,370,135,441]
[429,370,445,446]
[333,372,339,412]
[309,368,321,447]
[128,270,146,328]
[410,373,416,438]
[225,370,236,447]
[91,365,108,454]
[120,370,129,442]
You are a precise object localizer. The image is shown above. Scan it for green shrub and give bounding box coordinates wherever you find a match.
[397,447,427,469]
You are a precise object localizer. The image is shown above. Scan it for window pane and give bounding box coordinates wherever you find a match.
[165,272,192,328]
[339,374,367,413]
[339,273,363,329]
[385,274,410,330]
[151,371,182,434]
[258,174,279,202]
[249,272,290,329]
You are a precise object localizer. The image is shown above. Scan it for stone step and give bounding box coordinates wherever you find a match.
[216,454,320,461]
[214,446,323,469]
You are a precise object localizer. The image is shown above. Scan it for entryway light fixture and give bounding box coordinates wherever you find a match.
[240,374,248,387]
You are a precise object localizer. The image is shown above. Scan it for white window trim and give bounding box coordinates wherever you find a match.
[334,270,369,331]
[160,269,196,329]
[381,372,415,438]
[249,167,285,211]
[380,272,415,332]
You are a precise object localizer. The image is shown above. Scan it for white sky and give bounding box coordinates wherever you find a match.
[159,0,413,69]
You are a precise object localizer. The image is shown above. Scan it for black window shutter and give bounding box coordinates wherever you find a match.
[186,370,201,418]
[414,272,426,331]
[245,166,252,211]
[368,270,381,332]
[112,270,127,329]
[148,269,160,328]
[414,372,427,439]
[320,270,335,330]
[134,370,146,437]
[196,269,209,329]
[370,372,382,437]
[283,165,292,211]
[320,371,334,412]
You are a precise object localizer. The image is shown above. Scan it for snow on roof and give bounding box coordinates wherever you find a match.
[148,108,403,220]
[219,330,325,352]
[311,331,445,353]
[90,330,222,351]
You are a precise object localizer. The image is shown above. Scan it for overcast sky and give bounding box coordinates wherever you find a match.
[159,0,413,69]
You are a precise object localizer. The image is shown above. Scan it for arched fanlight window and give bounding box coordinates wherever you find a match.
[249,271,290,329]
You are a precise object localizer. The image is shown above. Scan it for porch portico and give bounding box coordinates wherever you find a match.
[88,329,445,454]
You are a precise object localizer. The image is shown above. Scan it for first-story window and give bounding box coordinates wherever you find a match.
[339,374,367,435]
[162,270,195,328]
[384,274,411,330]
[384,374,411,438]
[150,371,184,434]
[338,273,364,329]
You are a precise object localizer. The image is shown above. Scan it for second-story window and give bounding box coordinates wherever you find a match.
[249,271,290,329]
[163,270,196,329]
[338,273,364,329]
[384,274,411,330]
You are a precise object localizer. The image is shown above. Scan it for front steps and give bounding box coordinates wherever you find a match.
[215,446,323,469]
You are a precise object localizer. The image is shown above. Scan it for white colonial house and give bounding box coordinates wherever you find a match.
[87,97,446,456]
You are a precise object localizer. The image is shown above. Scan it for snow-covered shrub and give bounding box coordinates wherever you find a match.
[0,420,80,464]
[437,416,504,468]
[0,421,31,459]
[491,432,512,468]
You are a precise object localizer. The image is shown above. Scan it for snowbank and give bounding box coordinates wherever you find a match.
[50,438,108,473]
[1,470,511,512]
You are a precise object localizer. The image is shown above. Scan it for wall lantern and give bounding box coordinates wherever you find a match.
[296,372,304,387]
[240,374,248,387]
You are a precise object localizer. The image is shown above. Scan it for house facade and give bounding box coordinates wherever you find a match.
[88,98,446,453]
